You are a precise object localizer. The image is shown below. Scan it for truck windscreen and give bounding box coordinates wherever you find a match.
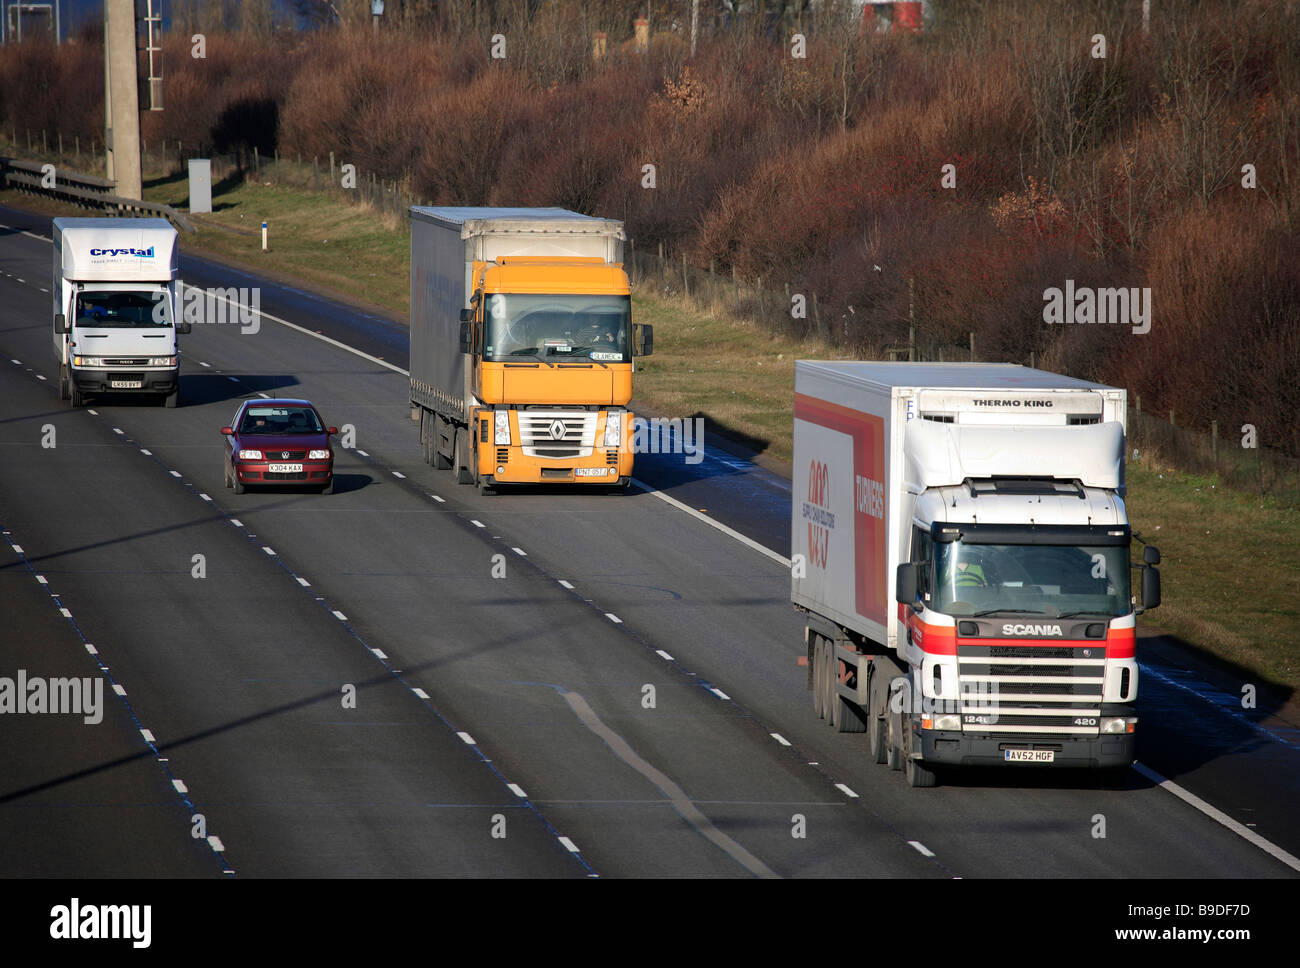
[75,291,170,328]
[933,541,1131,618]
[483,294,630,363]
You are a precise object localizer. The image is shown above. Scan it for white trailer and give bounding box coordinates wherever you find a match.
[792,362,1161,786]
[52,217,188,408]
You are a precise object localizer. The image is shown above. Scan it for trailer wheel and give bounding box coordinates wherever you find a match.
[820,639,836,725]
[419,411,433,464]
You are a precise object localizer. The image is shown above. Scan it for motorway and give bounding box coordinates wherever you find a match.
[1,203,1297,878]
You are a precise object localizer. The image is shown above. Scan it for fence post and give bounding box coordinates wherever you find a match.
[969,331,976,361]
[682,252,688,298]
[1211,420,1218,466]
[330,152,336,187]
[813,292,820,334]
[75,135,80,163]
[1169,409,1175,428]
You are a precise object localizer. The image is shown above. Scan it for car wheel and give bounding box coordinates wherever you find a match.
[223,460,232,489]
[232,465,246,495]
[320,476,334,495]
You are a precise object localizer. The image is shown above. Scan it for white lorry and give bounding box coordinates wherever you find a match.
[792,362,1161,787]
[52,217,188,408]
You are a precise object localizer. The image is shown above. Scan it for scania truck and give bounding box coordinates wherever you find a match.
[408,207,652,492]
[792,362,1161,787]
[52,217,188,408]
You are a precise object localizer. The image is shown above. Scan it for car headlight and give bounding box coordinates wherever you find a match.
[149,356,177,367]
[238,449,263,460]
[72,356,103,367]
[494,409,511,445]
[603,410,622,447]
[308,449,330,460]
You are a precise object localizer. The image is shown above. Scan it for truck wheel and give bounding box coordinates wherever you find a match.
[478,477,493,496]
[58,366,70,400]
[833,693,867,734]
[433,414,453,470]
[819,639,836,724]
[453,427,475,485]
[867,666,889,763]
[886,691,906,771]
[904,727,939,788]
[811,635,825,720]
[419,410,434,465]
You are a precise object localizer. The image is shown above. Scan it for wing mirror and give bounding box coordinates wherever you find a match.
[459,321,472,354]
[220,427,234,436]
[895,563,920,606]
[56,313,69,334]
[634,323,653,357]
[327,426,338,435]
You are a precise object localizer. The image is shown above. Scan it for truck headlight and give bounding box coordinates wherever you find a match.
[603,411,622,447]
[308,449,330,460]
[149,356,177,367]
[238,449,263,460]
[1101,717,1136,734]
[930,714,961,731]
[494,409,511,445]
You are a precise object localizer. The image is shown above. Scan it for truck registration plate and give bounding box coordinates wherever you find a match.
[574,468,607,477]
[1004,749,1054,763]
[111,380,143,389]
[267,463,303,473]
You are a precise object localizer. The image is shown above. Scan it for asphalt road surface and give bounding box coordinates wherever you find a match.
[1,204,1296,878]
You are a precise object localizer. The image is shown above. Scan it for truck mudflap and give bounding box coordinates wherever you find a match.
[917,729,1136,769]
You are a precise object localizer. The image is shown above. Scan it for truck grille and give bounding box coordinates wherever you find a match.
[518,410,596,459]
[957,641,1105,736]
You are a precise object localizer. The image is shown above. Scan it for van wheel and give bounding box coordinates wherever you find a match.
[58,366,70,400]
[164,388,179,408]
[70,383,84,408]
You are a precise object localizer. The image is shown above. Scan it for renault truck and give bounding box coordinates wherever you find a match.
[408,207,652,492]
[792,362,1161,787]
[52,217,188,408]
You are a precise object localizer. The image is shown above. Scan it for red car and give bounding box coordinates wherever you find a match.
[222,399,337,494]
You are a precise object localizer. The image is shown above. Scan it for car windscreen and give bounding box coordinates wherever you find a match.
[75,290,170,328]
[239,406,323,435]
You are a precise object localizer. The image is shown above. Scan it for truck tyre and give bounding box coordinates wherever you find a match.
[886,685,907,771]
[868,665,890,763]
[419,410,435,465]
[453,427,475,485]
[904,727,939,788]
[811,635,826,720]
[478,477,493,496]
[433,414,453,469]
[833,692,867,734]
[819,639,836,724]
[58,366,70,400]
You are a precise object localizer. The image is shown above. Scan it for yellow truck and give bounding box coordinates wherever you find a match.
[409,207,652,492]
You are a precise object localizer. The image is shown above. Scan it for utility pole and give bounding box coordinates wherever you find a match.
[104,0,141,199]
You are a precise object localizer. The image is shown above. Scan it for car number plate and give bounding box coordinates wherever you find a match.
[267,463,303,473]
[1004,749,1054,763]
[111,380,143,389]
[574,468,607,477]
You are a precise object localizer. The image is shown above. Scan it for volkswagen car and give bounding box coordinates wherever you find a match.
[222,399,337,494]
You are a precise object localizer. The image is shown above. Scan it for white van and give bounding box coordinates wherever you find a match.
[52,217,189,408]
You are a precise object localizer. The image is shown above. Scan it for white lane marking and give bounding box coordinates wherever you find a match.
[909,841,935,857]
[9,359,19,364]
[771,732,791,746]
[262,546,276,556]
[16,278,24,283]
[835,783,859,798]
[59,608,71,618]
[558,580,574,590]
[112,427,124,435]
[511,547,526,556]
[356,449,369,457]
[371,648,387,659]
[226,376,239,382]
[172,779,188,794]
[169,471,181,478]
[710,687,731,700]
[35,374,45,380]
[35,575,47,584]
[605,613,622,624]
[39,287,49,293]
[630,478,790,567]
[558,836,580,853]
[412,687,429,700]
[230,519,243,528]
[10,544,23,553]
[332,610,348,621]
[140,448,152,455]
[200,493,211,502]
[508,783,528,798]
[1132,762,1300,872]
[656,649,674,661]
[470,520,484,528]
[256,392,270,399]
[86,409,97,415]
[430,494,445,503]
[207,835,225,852]
[140,729,156,743]
[198,361,211,368]
[392,471,406,479]
[84,643,97,655]
[113,684,127,696]
[296,577,311,587]
[457,731,476,745]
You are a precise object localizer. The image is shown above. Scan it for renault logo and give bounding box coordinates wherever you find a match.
[548,420,566,440]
